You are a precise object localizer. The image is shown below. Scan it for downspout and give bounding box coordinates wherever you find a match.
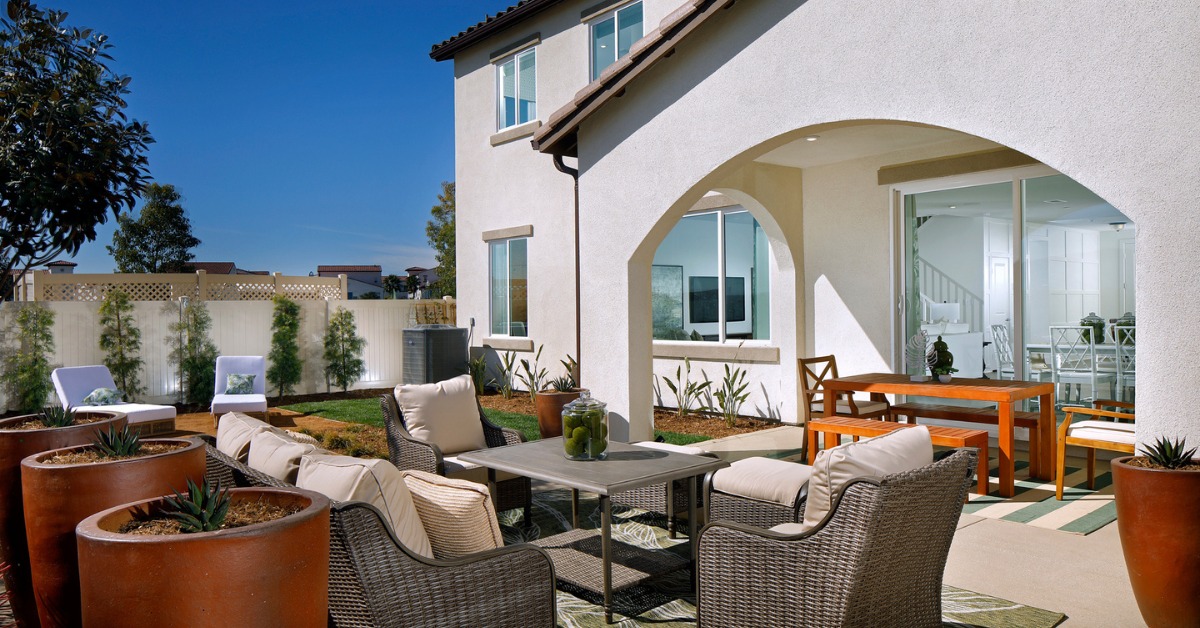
[552,151,582,386]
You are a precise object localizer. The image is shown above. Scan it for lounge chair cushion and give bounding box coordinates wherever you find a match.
[632,441,708,456]
[1067,419,1137,445]
[248,430,324,484]
[401,469,503,559]
[801,425,934,531]
[713,457,813,508]
[393,375,486,455]
[441,455,522,486]
[216,412,278,462]
[72,403,176,425]
[297,455,434,559]
[211,393,269,415]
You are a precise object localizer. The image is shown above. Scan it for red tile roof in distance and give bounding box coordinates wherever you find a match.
[317,265,382,273]
[430,0,565,61]
[46,260,77,266]
[187,262,236,274]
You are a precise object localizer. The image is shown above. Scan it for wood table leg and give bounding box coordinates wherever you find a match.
[807,426,819,464]
[1038,393,1055,482]
[998,401,1015,498]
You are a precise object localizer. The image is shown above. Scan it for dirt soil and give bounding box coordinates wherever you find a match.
[119,499,302,535]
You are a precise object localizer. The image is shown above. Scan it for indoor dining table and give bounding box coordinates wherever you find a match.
[822,373,1055,498]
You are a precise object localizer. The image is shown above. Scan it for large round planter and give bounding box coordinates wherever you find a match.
[76,487,330,628]
[0,410,126,627]
[1112,456,1200,628]
[21,437,204,628]
[535,389,584,439]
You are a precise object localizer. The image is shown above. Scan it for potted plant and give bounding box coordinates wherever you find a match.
[20,427,205,627]
[534,355,584,439]
[1112,437,1200,627]
[76,479,330,627]
[930,336,958,383]
[0,407,126,626]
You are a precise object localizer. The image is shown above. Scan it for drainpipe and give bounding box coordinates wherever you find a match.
[552,152,582,386]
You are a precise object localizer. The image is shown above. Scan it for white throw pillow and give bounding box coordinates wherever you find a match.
[394,375,486,455]
[247,430,322,484]
[401,469,503,559]
[801,426,934,531]
[215,412,277,462]
[297,455,434,559]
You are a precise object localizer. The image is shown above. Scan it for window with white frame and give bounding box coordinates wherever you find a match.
[490,237,528,337]
[651,207,771,342]
[590,1,643,80]
[496,48,536,130]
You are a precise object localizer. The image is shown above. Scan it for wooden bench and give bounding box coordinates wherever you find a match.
[888,402,1046,478]
[807,416,990,495]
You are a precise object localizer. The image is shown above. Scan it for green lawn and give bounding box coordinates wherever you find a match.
[279,397,708,445]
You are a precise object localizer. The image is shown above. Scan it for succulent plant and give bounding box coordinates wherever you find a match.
[38,405,76,428]
[1140,437,1198,469]
[163,477,231,533]
[93,425,142,458]
[549,376,576,393]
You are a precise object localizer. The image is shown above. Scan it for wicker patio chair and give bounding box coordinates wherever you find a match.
[202,439,557,628]
[380,393,532,522]
[696,449,976,628]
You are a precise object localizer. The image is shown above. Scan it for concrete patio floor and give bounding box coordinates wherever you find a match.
[692,426,1144,627]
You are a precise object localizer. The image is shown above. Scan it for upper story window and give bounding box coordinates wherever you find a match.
[496,48,536,130]
[590,1,643,80]
[490,237,528,337]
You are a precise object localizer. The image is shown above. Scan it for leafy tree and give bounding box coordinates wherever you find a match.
[382,274,403,299]
[2,303,54,412]
[266,295,302,397]
[424,181,455,298]
[0,1,153,301]
[98,288,144,398]
[107,183,201,273]
[324,307,365,393]
[168,300,218,405]
[356,291,381,300]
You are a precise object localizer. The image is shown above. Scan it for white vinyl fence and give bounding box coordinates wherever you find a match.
[0,299,456,411]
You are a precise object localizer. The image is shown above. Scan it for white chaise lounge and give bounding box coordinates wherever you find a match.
[51,365,176,436]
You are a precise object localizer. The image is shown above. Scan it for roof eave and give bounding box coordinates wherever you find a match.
[430,0,565,62]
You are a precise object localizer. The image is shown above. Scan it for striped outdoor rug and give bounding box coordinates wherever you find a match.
[965,459,1116,535]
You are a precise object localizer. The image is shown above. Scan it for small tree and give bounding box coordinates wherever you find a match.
[107,183,201,273]
[406,275,420,297]
[324,307,365,393]
[266,295,302,397]
[382,274,403,299]
[424,181,455,298]
[2,303,55,412]
[98,288,144,398]
[168,300,218,406]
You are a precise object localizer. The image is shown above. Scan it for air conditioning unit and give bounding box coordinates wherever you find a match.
[403,325,469,385]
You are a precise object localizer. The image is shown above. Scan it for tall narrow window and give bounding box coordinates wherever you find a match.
[590,2,643,80]
[490,238,528,336]
[496,48,536,130]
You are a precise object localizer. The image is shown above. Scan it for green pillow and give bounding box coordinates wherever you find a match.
[226,373,256,395]
[82,387,123,406]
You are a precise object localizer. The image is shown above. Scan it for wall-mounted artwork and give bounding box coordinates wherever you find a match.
[651,265,684,334]
[689,276,745,323]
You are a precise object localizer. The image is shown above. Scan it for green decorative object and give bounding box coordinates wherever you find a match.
[561,391,608,461]
[225,373,255,395]
[1080,312,1105,344]
[81,387,123,406]
[1113,312,1136,344]
[930,336,958,377]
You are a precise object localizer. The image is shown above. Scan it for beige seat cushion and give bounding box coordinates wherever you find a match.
[247,430,324,484]
[712,457,813,508]
[801,426,934,531]
[394,375,487,455]
[216,412,278,462]
[401,469,503,559]
[631,441,708,456]
[1068,420,1137,445]
[442,455,522,487]
[297,455,434,559]
[810,400,888,416]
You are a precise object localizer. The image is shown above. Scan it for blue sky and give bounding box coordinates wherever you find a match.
[49,1,516,276]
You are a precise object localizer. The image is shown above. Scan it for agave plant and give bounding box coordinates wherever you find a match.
[1140,437,1198,469]
[163,477,231,533]
[94,425,142,458]
[38,405,76,428]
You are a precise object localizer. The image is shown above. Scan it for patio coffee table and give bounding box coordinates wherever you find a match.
[458,438,729,623]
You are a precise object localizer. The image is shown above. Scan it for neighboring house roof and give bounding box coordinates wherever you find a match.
[430,0,565,62]
[404,266,429,273]
[236,269,270,275]
[317,265,382,273]
[46,261,77,267]
[532,0,735,157]
[187,262,236,274]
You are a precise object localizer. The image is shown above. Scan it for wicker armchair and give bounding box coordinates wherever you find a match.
[696,449,976,628]
[703,472,806,529]
[380,393,532,522]
[202,438,557,628]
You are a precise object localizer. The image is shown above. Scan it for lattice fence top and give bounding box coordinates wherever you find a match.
[40,281,200,302]
[31,272,345,302]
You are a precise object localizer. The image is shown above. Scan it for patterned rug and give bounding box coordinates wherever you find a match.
[499,487,1067,627]
[966,459,1116,535]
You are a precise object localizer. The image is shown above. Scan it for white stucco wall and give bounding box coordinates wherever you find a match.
[570,0,1200,445]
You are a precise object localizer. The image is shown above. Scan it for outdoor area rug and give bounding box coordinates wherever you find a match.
[499,486,1067,627]
[966,459,1116,535]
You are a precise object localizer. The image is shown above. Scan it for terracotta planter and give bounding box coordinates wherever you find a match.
[76,487,330,628]
[0,410,126,627]
[1112,457,1200,628]
[535,389,583,439]
[21,437,204,628]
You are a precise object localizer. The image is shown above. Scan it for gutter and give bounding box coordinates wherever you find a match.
[552,152,583,386]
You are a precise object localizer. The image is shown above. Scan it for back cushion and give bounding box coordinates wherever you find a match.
[297,455,434,559]
[248,430,322,484]
[394,375,487,455]
[216,412,277,462]
[801,426,934,531]
[401,470,503,559]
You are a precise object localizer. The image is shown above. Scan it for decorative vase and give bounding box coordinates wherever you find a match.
[534,389,584,439]
[562,391,608,461]
[1081,312,1106,344]
[938,374,953,383]
[76,487,330,628]
[0,410,126,627]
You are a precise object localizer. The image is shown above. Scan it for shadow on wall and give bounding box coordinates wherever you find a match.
[813,275,890,374]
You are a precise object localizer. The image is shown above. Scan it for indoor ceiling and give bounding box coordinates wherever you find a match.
[753,123,993,170]
[914,176,1132,231]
